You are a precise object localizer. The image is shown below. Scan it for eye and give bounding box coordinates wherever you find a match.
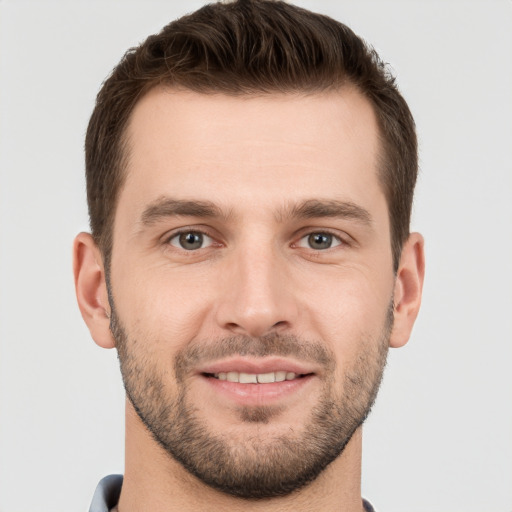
[297,232,342,250]
[168,231,214,251]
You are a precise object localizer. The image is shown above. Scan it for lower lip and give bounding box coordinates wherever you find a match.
[200,374,315,406]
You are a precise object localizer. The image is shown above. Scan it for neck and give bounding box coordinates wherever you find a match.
[118,399,365,512]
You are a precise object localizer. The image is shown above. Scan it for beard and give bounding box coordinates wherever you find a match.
[111,301,392,499]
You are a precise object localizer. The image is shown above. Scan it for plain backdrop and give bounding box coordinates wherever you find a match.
[0,1,511,511]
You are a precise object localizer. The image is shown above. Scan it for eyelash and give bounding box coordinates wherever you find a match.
[164,228,349,252]
[165,228,219,251]
[294,230,346,251]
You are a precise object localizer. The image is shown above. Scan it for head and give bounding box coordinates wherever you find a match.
[75,0,424,501]
[85,0,417,273]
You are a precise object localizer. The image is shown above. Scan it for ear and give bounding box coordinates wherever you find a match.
[389,232,425,348]
[73,232,115,349]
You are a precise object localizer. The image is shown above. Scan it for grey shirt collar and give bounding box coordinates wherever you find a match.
[89,474,376,512]
[89,475,123,512]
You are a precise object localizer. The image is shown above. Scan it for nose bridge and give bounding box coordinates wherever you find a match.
[217,236,296,337]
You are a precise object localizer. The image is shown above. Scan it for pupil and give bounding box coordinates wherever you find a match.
[309,233,331,250]
[180,232,203,250]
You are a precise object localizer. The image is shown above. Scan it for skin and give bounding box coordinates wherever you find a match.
[74,87,424,512]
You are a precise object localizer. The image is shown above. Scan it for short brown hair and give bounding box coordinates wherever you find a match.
[85,0,417,271]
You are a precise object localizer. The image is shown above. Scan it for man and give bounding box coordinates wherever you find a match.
[74,0,424,510]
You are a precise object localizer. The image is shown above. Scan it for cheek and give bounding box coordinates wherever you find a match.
[112,262,215,349]
[300,267,393,361]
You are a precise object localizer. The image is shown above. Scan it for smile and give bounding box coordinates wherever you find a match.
[196,357,318,405]
[207,371,307,384]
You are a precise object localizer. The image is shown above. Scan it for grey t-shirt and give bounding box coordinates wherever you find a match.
[89,474,377,512]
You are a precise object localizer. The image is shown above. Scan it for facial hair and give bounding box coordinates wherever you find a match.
[111,302,392,499]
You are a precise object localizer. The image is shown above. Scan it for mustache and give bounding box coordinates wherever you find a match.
[174,333,335,381]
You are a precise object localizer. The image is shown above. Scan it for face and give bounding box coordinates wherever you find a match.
[109,88,396,498]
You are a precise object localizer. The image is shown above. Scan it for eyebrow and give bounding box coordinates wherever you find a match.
[139,196,372,228]
[285,199,372,226]
[140,197,229,226]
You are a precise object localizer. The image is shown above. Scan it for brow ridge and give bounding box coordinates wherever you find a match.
[140,197,227,225]
[285,199,372,225]
[139,196,372,228]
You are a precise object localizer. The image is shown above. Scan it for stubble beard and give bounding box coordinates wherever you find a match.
[111,303,392,499]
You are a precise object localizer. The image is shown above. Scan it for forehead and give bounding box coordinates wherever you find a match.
[119,87,383,222]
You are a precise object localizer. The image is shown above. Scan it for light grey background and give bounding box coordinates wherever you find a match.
[0,1,511,511]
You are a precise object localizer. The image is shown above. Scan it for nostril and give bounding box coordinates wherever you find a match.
[223,320,289,338]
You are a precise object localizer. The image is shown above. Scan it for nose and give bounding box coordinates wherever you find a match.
[215,244,299,338]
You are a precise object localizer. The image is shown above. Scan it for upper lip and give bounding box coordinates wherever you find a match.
[197,357,318,376]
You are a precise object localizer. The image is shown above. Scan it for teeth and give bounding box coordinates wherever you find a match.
[239,373,258,384]
[275,371,286,382]
[213,371,299,384]
[226,371,238,382]
[257,372,275,384]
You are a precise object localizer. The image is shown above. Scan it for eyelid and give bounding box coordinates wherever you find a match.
[292,228,352,249]
[297,233,341,250]
[160,225,352,252]
[168,231,214,249]
[162,226,222,248]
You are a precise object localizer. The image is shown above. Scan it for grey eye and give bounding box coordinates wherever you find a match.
[169,231,213,250]
[297,232,342,250]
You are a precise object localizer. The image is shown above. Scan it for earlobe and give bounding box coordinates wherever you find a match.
[389,232,425,348]
[73,232,115,349]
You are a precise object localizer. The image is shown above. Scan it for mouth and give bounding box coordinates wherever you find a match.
[196,358,317,406]
[203,370,311,384]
